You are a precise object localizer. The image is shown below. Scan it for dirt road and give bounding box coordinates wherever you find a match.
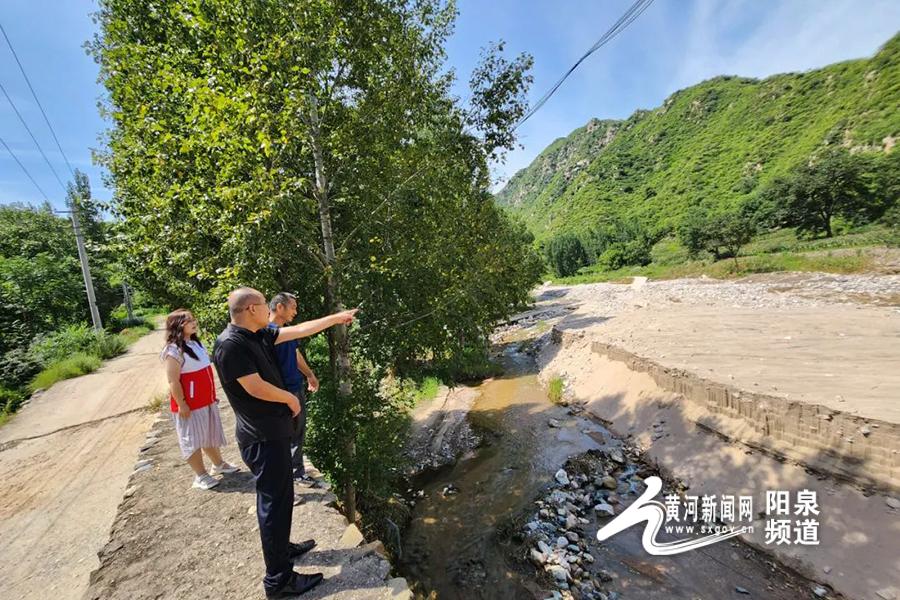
[0,329,168,600]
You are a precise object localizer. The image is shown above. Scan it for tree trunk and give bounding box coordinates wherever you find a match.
[307,94,357,523]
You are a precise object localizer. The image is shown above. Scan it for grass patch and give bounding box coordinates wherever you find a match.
[533,319,551,334]
[118,324,154,345]
[29,352,102,392]
[744,224,897,255]
[0,321,157,429]
[415,376,442,404]
[549,248,877,285]
[147,391,167,413]
[541,226,894,286]
[547,375,565,404]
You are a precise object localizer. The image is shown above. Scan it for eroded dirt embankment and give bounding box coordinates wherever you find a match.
[538,327,900,600]
[399,335,837,600]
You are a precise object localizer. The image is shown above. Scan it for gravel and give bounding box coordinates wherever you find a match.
[540,271,900,314]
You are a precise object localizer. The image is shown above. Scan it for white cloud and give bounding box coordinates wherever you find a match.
[494,0,899,189]
[673,0,900,89]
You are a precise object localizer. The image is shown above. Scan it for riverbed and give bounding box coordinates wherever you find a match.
[398,331,827,599]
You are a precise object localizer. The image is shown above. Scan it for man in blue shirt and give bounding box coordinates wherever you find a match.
[267,292,320,483]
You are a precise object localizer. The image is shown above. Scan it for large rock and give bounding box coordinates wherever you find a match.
[555,469,570,486]
[339,523,365,548]
[547,564,569,582]
[387,577,412,600]
[594,503,615,517]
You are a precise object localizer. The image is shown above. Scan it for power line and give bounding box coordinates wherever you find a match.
[518,0,653,127]
[0,78,68,193]
[516,0,656,129]
[0,22,76,178]
[0,133,51,203]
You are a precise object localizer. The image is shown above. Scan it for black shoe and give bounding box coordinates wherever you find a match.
[288,539,316,559]
[294,474,314,486]
[265,572,324,598]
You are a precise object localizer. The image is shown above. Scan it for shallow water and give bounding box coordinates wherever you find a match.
[399,345,605,599]
[399,343,820,600]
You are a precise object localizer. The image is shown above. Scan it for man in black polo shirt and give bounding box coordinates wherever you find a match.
[213,287,357,598]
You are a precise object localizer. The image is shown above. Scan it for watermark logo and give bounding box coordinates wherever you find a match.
[596,476,820,555]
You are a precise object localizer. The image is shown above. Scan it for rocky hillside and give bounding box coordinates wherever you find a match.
[496,33,900,241]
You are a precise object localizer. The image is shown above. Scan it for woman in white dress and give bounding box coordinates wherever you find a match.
[161,309,239,489]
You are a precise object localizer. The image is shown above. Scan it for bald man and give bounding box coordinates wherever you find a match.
[212,287,357,598]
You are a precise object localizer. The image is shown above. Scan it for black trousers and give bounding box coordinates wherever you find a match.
[240,438,293,591]
[291,388,308,477]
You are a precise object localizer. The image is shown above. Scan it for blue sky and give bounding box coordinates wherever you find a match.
[1,0,898,208]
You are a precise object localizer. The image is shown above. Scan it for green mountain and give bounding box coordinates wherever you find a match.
[496,33,900,242]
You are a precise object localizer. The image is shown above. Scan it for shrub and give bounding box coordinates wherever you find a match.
[547,375,564,404]
[29,352,102,392]
[587,217,657,270]
[117,324,154,345]
[305,359,414,503]
[677,206,711,257]
[29,324,103,365]
[415,376,442,403]
[597,239,653,270]
[93,334,128,360]
[882,203,900,228]
[0,347,43,389]
[546,233,589,277]
[108,305,155,331]
[0,386,24,413]
[678,208,755,261]
[29,323,133,365]
[444,342,501,381]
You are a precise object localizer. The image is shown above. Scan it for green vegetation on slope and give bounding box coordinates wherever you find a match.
[496,34,900,244]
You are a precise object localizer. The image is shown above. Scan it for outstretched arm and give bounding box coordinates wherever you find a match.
[274,309,358,344]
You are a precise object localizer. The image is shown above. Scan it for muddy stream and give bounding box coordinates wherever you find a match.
[397,337,823,600]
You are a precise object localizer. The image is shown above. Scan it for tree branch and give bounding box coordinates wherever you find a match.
[335,165,429,257]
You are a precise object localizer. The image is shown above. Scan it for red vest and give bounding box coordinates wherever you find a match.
[165,341,217,412]
[171,364,216,412]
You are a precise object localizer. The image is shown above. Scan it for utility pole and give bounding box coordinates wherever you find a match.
[122,281,134,322]
[67,201,102,330]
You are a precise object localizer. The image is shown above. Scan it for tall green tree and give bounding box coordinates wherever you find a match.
[678,206,755,263]
[91,0,539,519]
[780,150,872,238]
[0,204,89,353]
[545,233,588,277]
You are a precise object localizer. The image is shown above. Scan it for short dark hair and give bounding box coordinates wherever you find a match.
[269,292,297,311]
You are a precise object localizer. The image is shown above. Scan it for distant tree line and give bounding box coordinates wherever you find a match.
[542,148,899,277]
[0,171,144,407]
